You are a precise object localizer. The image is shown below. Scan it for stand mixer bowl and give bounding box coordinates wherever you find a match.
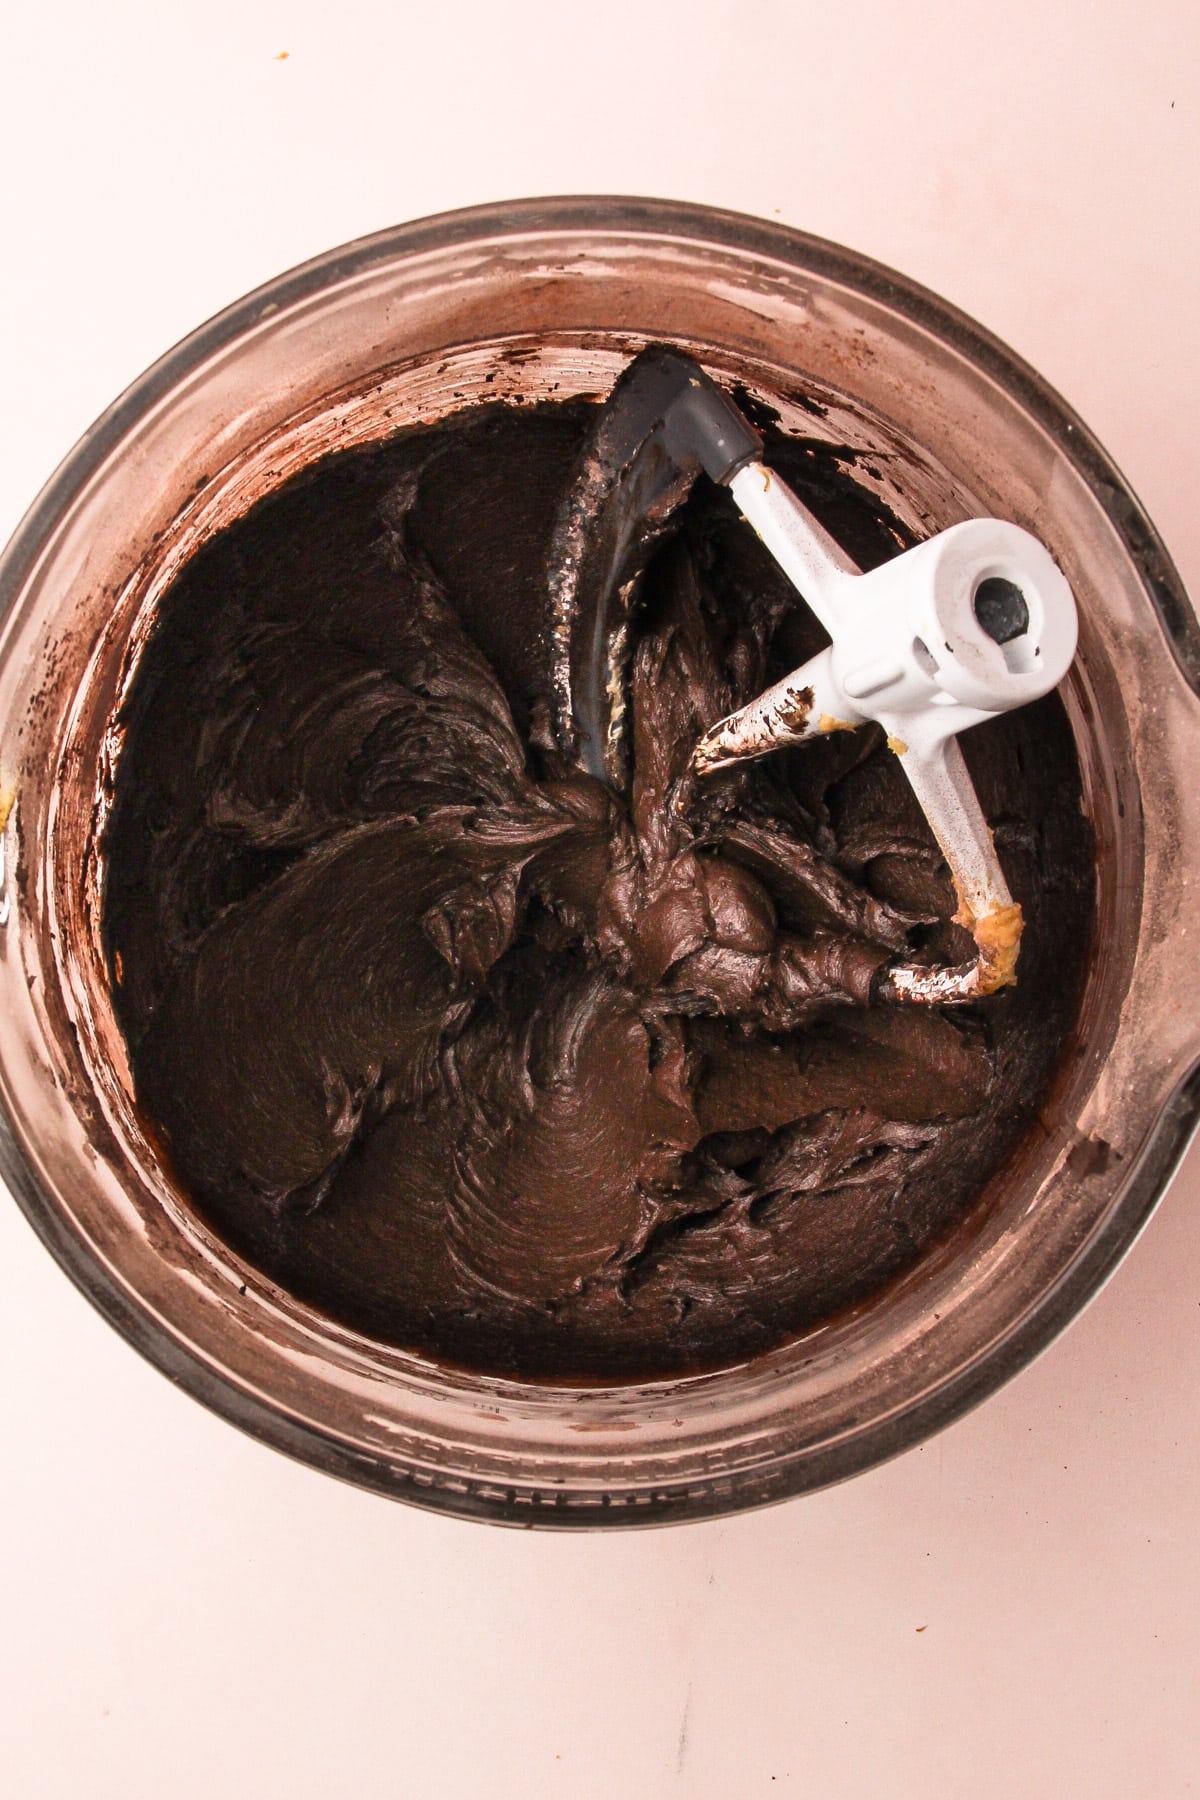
[1,197,1197,1525]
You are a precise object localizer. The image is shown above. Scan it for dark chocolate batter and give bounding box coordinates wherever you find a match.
[102,396,1093,1380]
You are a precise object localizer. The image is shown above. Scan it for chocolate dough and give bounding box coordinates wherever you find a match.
[102,398,1094,1380]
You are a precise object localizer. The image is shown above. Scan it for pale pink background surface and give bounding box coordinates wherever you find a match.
[2,4,1198,1795]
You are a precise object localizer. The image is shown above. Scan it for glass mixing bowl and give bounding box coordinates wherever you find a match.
[1,197,1197,1525]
